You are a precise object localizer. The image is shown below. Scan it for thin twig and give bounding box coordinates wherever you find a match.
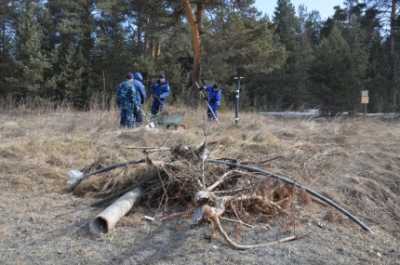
[255,156,284,164]
[160,208,194,221]
[214,187,253,195]
[207,170,256,192]
[207,170,235,191]
[241,156,284,165]
[215,215,297,250]
[157,166,170,211]
[127,146,171,151]
[220,217,255,229]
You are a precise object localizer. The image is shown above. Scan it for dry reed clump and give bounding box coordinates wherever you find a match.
[9,175,36,192]
[207,116,283,161]
[0,224,10,241]
[0,145,27,160]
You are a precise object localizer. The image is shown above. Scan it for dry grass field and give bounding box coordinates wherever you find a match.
[0,108,399,265]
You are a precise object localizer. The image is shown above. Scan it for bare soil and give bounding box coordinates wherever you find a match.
[0,109,399,265]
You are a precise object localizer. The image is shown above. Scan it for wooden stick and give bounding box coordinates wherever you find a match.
[220,217,255,229]
[214,187,253,195]
[207,170,255,192]
[69,159,145,191]
[207,170,235,191]
[216,217,297,250]
[126,146,171,151]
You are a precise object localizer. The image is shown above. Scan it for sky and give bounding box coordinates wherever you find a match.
[254,0,344,19]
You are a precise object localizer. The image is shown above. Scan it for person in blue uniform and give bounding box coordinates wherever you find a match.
[204,84,222,120]
[116,73,136,128]
[151,74,170,116]
[133,72,147,125]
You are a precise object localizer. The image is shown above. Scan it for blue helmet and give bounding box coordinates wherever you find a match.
[134,72,143,82]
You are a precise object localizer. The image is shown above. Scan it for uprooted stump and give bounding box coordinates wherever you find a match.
[69,142,371,249]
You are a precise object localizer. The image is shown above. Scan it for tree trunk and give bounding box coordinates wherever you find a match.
[390,0,398,110]
[1,21,5,57]
[194,2,203,84]
[137,11,143,51]
[181,0,202,90]
[156,40,161,58]
[390,0,397,57]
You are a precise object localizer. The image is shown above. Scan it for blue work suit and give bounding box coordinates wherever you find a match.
[205,86,222,120]
[117,79,136,128]
[133,73,147,124]
[151,81,170,115]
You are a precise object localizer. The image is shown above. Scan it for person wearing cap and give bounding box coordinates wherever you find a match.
[133,72,147,125]
[204,83,222,120]
[151,74,170,116]
[116,73,137,128]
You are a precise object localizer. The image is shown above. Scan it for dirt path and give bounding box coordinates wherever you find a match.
[0,189,398,265]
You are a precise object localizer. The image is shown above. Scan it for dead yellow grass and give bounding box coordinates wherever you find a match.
[0,109,400,239]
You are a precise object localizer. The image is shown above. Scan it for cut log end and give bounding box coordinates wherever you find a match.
[90,217,109,234]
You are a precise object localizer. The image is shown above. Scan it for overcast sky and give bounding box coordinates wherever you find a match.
[254,0,344,19]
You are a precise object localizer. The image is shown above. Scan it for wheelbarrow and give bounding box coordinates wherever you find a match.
[150,112,185,129]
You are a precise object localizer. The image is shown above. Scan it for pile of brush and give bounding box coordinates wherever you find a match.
[68,142,371,250]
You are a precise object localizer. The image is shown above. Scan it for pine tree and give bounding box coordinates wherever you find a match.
[366,0,400,110]
[0,0,13,96]
[266,0,314,109]
[310,25,367,114]
[11,1,49,98]
[273,0,300,52]
[199,4,287,108]
[46,0,95,107]
[304,10,322,47]
[93,1,133,94]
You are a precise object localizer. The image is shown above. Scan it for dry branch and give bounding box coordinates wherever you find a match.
[68,159,145,191]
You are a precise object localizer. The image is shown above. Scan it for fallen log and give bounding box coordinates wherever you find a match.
[89,188,143,234]
[67,159,145,191]
[206,159,372,233]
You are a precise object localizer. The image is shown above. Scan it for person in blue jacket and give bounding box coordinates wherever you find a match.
[116,73,136,128]
[133,72,147,125]
[204,84,222,120]
[151,74,170,115]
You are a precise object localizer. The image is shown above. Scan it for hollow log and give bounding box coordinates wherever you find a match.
[89,188,142,234]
